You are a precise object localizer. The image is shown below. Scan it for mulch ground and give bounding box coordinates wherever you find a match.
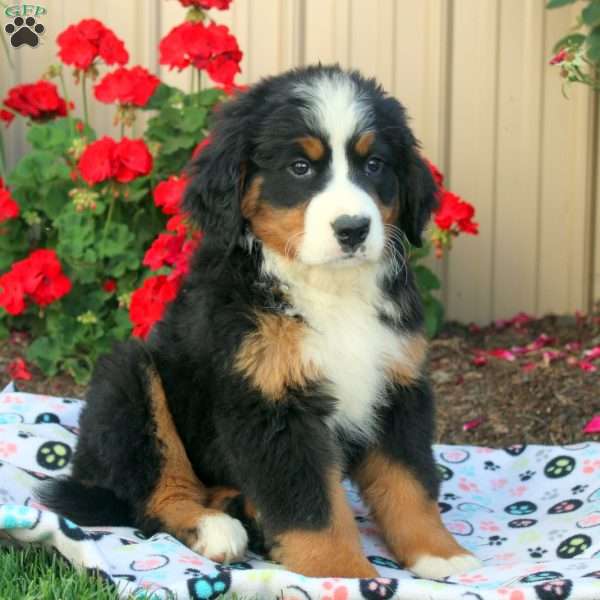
[1,308,599,447]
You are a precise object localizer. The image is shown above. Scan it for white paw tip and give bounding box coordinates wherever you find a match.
[192,513,248,563]
[411,553,482,580]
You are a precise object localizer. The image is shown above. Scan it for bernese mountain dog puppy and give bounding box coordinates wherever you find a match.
[39,65,481,579]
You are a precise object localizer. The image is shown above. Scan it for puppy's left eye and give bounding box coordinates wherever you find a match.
[365,156,383,176]
[288,159,312,177]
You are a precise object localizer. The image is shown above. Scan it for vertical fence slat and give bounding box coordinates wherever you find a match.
[445,0,500,324]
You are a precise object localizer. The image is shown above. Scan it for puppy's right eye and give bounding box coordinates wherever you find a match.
[288,159,312,177]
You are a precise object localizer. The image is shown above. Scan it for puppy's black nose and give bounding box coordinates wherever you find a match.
[331,215,371,252]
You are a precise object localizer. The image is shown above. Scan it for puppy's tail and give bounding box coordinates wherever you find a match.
[37,477,133,526]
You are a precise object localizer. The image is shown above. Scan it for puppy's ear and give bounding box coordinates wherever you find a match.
[398,153,438,247]
[184,93,253,255]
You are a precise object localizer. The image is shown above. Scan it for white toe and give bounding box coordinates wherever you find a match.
[411,553,482,579]
[192,513,248,563]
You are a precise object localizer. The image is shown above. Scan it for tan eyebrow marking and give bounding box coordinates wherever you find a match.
[297,136,325,161]
[355,131,375,156]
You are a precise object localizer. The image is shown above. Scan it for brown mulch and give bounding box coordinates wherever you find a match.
[1,311,600,447]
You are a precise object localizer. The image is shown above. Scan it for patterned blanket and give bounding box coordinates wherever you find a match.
[0,382,599,599]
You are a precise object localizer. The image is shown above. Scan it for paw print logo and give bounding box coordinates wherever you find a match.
[519,470,536,481]
[0,441,17,458]
[508,518,537,528]
[547,498,583,515]
[528,547,548,559]
[436,464,453,481]
[504,500,537,516]
[36,441,71,470]
[571,484,588,494]
[484,460,500,471]
[322,580,350,600]
[582,459,600,475]
[556,534,592,559]
[458,477,479,492]
[534,578,572,600]
[5,16,44,48]
[480,520,501,532]
[541,488,560,501]
[544,456,576,479]
[359,577,398,600]
[443,492,459,501]
[487,535,507,546]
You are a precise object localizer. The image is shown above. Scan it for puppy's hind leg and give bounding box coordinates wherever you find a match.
[142,370,248,562]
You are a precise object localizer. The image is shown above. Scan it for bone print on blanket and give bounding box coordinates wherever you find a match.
[0,382,600,599]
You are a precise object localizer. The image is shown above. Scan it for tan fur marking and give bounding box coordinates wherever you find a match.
[385,334,428,386]
[234,312,321,401]
[297,136,325,161]
[271,471,377,577]
[241,177,307,258]
[206,486,258,521]
[145,369,218,547]
[355,131,375,156]
[354,452,468,568]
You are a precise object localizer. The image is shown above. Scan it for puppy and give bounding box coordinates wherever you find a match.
[39,65,480,579]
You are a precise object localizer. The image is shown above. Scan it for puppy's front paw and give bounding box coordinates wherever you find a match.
[410,553,482,579]
[192,513,248,563]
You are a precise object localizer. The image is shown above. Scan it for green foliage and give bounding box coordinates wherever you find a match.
[548,0,600,89]
[410,243,445,338]
[0,78,221,384]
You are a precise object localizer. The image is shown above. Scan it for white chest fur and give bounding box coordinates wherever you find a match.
[262,251,408,440]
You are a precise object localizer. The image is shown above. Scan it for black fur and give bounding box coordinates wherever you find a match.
[38,65,439,561]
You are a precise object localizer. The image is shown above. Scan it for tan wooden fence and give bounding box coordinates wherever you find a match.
[1,0,599,324]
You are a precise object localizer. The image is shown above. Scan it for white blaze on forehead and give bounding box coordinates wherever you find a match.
[294,72,374,157]
[293,73,384,266]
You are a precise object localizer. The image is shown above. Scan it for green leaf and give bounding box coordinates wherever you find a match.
[587,26,600,61]
[98,223,135,259]
[180,106,208,133]
[583,1,600,27]
[546,0,577,8]
[161,134,197,155]
[423,295,444,339]
[553,32,586,53]
[144,83,182,111]
[26,337,61,376]
[55,210,96,260]
[63,357,92,384]
[193,88,226,107]
[413,265,441,291]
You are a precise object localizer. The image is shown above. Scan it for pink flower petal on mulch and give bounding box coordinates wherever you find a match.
[510,345,528,355]
[565,341,582,353]
[579,360,598,372]
[583,416,600,434]
[488,348,517,362]
[542,350,565,365]
[583,346,600,361]
[468,323,482,334]
[471,353,488,367]
[521,362,538,373]
[463,417,484,432]
[526,333,557,352]
[511,312,533,329]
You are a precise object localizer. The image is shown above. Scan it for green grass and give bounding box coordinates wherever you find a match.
[0,546,119,600]
[0,546,249,599]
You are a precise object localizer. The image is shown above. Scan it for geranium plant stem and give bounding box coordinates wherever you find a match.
[0,131,6,179]
[82,72,90,125]
[58,68,75,137]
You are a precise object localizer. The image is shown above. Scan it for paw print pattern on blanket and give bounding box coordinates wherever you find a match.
[1,385,600,600]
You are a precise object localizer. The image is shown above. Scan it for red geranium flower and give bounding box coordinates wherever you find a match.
[159,21,242,86]
[0,109,14,127]
[113,138,153,183]
[57,19,128,71]
[166,214,189,236]
[102,279,117,293]
[0,271,25,316]
[77,136,152,185]
[0,249,71,315]
[0,184,19,223]
[425,158,444,188]
[8,358,32,381]
[94,66,160,107]
[143,232,187,271]
[3,81,68,121]
[179,0,233,9]
[434,191,479,235]
[130,275,180,339]
[153,175,189,215]
[11,249,72,307]
[78,136,118,185]
[550,48,569,66]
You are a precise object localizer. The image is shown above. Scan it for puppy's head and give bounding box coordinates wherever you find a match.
[185,65,437,267]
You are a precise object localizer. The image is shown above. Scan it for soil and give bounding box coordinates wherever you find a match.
[1,309,599,447]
